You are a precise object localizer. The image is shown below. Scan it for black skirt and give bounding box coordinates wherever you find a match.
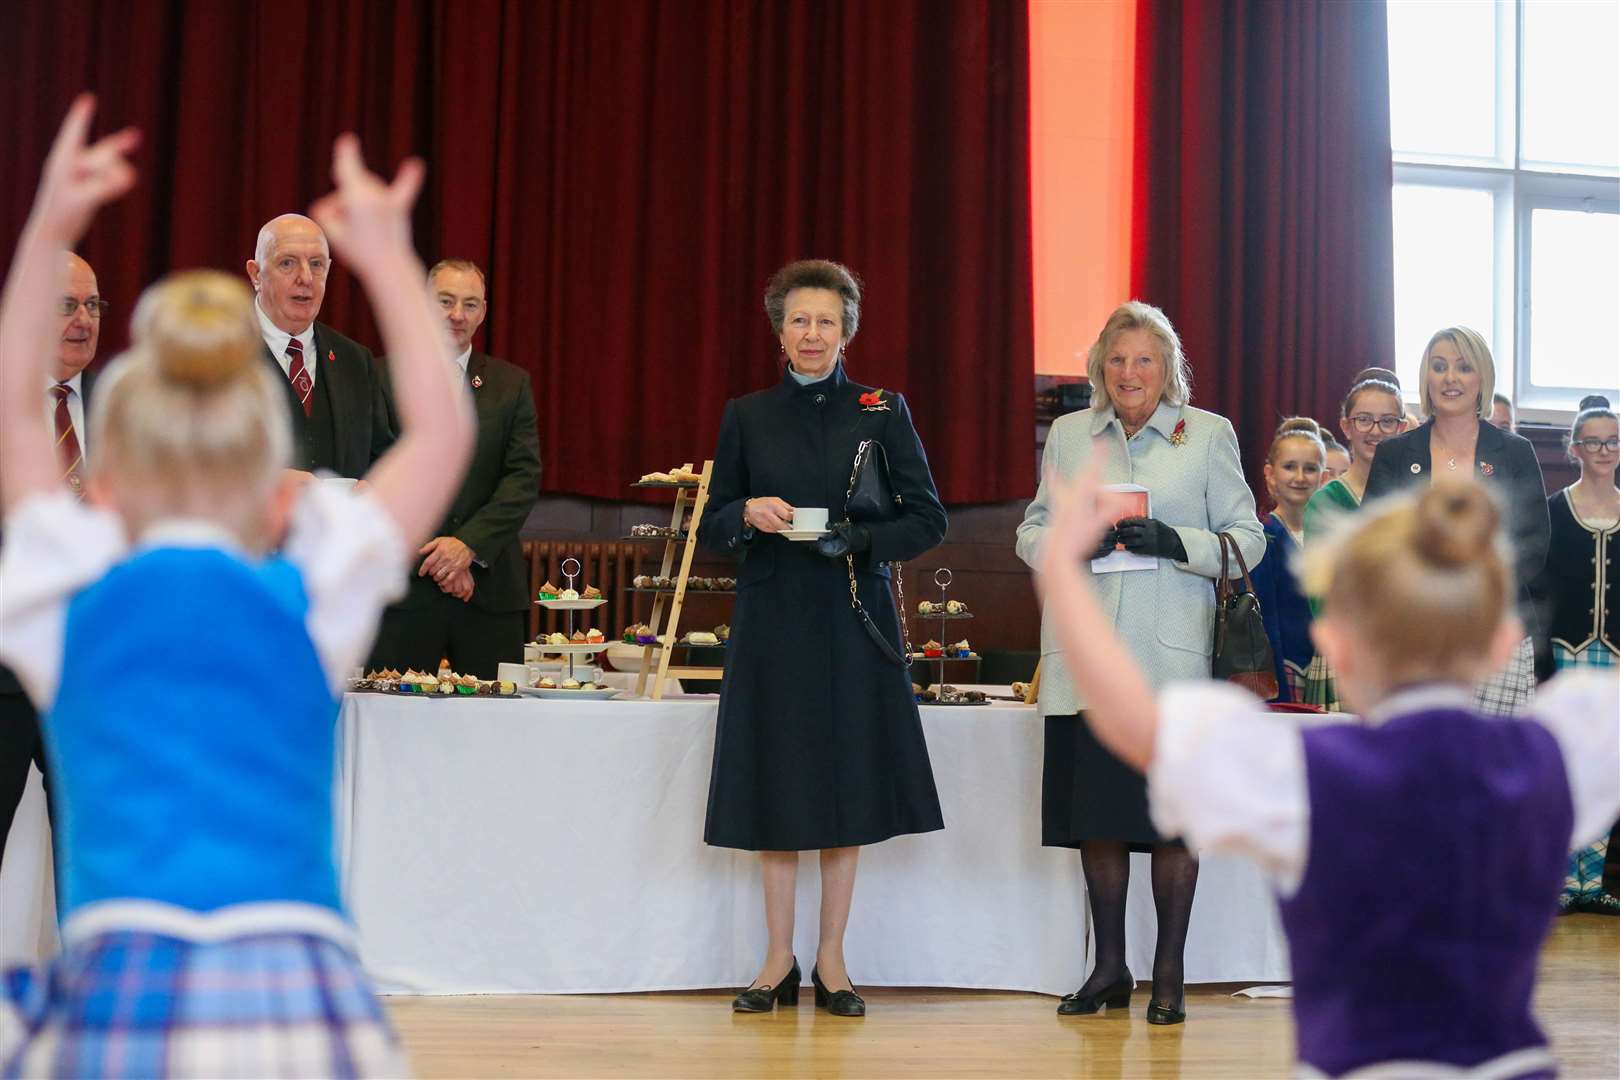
[1042,712,1173,852]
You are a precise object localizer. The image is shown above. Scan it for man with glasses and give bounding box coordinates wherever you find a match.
[246,213,394,477]
[368,259,541,678]
[1,252,104,871]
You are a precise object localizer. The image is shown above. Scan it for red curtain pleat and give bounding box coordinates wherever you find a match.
[0,0,1034,505]
[1130,0,1396,496]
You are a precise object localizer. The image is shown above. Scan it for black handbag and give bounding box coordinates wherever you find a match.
[1212,532,1279,699]
[840,439,912,667]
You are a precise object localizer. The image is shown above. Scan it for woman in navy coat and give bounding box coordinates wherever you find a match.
[698,260,947,1018]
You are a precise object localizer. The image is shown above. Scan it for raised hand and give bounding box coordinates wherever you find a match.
[307,134,425,278]
[29,94,140,245]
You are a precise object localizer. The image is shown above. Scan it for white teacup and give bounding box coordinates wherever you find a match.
[793,507,829,532]
[496,662,528,685]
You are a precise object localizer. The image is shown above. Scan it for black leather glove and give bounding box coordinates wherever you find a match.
[815,521,872,559]
[1114,516,1187,561]
[1089,527,1119,562]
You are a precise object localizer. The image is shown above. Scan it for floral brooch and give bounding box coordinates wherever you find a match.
[859,389,891,412]
[1479,461,1494,476]
[1169,419,1187,447]
[471,374,483,389]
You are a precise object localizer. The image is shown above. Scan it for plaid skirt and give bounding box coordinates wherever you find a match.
[1,930,407,1079]
[1302,637,1537,719]
[1556,642,1620,915]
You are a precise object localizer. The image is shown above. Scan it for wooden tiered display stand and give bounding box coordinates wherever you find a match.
[627,461,727,700]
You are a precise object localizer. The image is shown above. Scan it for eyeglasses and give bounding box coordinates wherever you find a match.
[1575,437,1620,453]
[59,297,110,319]
[1348,414,1403,434]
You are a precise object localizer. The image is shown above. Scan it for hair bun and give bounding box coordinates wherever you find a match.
[1578,394,1612,411]
[1414,481,1498,570]
[131,271,260,391]
[1276,416,1322,438]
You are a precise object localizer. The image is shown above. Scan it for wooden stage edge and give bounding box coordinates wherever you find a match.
[388,914,1619,1079]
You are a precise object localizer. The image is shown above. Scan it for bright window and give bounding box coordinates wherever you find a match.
[1388,0,1620,419]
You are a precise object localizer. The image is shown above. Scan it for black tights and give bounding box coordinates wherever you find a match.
[1077,840,1199,1007]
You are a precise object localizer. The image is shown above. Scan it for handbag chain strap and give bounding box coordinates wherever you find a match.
[842,439,913,668]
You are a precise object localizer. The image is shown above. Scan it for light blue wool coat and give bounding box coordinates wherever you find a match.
[1017,399,1264,716]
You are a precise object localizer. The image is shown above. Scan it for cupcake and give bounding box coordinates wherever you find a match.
[457,673,479,695]
[632,574,652,589]
[538,580,560,600]
[634,624,658,645]
[559,588,580,601]
[585,628,606,644]
[714,624,730,642]
[570,629,587,643]
[547,631,568,646]
[622,625,639,644]
[582,585,603,600]
[538,676,558,689]
[562,678,582,690]
[947,639,972,658]
[435,678,456,695]
[922,640,944,658]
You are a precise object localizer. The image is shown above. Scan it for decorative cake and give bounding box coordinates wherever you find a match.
[585,628,606,644]
[922,639,944,658]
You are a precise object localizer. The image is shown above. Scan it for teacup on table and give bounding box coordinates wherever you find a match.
[792,507,829,533]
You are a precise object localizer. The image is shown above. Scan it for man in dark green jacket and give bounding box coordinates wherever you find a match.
[369,259,541,677]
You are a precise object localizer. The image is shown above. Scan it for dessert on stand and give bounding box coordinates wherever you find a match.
[910,568,987,706]
[528,556,617,699]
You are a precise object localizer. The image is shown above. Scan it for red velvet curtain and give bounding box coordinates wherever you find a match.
[0,0,1033,504]
[1130,0,1395,495]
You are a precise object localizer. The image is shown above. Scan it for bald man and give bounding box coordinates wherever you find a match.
[1,252,104,868]
[247,213,394,477]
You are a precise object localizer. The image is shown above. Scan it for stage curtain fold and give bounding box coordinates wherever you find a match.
[1130,0,1395,496]
[0,0,1033,504]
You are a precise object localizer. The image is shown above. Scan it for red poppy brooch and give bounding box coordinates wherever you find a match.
[859,389,891,413]
[1169,419,1187,447]
[327,349,336,363]
[471,374,483,389]
[1479,461,1494,476]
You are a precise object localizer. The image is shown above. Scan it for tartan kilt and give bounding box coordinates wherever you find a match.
[1556,641,1620,914]
[1300,653,1342,713]
[1472,636,1536,717]
[2,931,407,1079]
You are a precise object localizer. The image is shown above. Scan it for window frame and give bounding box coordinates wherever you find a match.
[1389,0,1620,423]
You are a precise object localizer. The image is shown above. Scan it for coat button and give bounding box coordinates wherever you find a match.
[814,393,826,405]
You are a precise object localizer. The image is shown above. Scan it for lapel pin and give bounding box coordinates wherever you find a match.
[327,349,335,363]
[1409,463,1421,474]
[471,374,483,389]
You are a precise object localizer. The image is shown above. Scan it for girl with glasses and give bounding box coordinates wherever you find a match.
[1536,395,1619,915]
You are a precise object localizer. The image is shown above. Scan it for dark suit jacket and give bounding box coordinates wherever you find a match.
[262,321,395,478]
[1,366,100,699]
[384,352,542,614]
[1364,418,1550,628]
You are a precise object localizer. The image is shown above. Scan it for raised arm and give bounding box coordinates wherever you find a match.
[1036,458,1160,770]
[0,96,138,515]
[308,135,474,548]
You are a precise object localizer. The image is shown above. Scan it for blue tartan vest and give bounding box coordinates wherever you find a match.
[45,547,343,918]
[1278,705,1572,1075]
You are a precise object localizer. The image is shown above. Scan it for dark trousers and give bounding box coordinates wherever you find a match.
[368,593,526,679]
[0,689,49,872]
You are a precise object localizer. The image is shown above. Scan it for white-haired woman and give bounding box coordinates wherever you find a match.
[1364,327,1549,715]
[1016,301,1263,1026]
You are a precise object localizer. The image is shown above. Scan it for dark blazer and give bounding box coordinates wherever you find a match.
[1364,418,1550,626]
[1,365,100,698]
[262,321,394,478]
[384,352,542,614]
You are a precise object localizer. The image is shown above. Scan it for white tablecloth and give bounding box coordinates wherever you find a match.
[338,692,1290,995]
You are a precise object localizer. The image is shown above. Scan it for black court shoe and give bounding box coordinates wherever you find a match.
[732,960,801,1013]
[1146,991,1186,1026]
[1056,971,1133,1015]
[811,966,866,1017]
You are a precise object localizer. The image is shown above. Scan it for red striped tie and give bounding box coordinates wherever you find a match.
[51,382,84,496]
[286,337,313,417]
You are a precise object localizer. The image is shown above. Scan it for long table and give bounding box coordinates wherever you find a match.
[2,694,1291,995]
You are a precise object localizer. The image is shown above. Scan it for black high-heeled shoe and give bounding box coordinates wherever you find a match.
[732,960,801,1013]
[811,965,866,1017]
[1056,971,1134,1015]
[1145,988,1186,1025]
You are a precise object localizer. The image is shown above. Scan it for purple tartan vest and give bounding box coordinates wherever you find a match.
[1278,705,1572,1076]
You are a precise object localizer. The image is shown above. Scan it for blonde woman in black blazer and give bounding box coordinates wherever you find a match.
[1364,326,1548,714]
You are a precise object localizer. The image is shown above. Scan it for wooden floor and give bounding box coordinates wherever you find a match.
[389,916,1620,1078]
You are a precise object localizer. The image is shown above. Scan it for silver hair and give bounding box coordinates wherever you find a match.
[1085,300,1192,410]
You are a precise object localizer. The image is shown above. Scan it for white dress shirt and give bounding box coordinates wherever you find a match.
[45,371,88,463]
[451,346,470,379]
[256,299,317,387]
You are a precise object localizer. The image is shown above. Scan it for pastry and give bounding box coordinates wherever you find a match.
[570,629,587,643]
[639,470,675,483]
[947,639,972,658]
[582,585,603,600]
[538,676,557,689]
[632,574,652,589]
[585,628,606,644]
[685,631,718,646]
[634,624,658,645]
[457,673,479,694]
[917,601,937,615]
[559,588,580,601]
[922,639,944,658]
[435,678,456,695]
[714,624,730,642]
[538,580,560,600]
[497,680,517,696]
[945,600,968,615]
[1011,681,1030,699]
[622,625,639,644]
[562,678,582,690]
[652,575,673,589]
[717,577,736,590]
[580,681,598,691]
[547,631,568,646]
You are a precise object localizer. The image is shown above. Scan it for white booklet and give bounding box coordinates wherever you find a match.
[1089,483,1156,574]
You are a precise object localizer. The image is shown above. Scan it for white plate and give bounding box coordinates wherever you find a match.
[530,641,611,654]
[779,528,830,542]
[517,686,622,700]
[536,598,607,610]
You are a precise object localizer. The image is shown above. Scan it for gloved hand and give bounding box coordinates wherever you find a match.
[815,521,872,559]
[1089,527,1120,562]
[1114,516,1187,561]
